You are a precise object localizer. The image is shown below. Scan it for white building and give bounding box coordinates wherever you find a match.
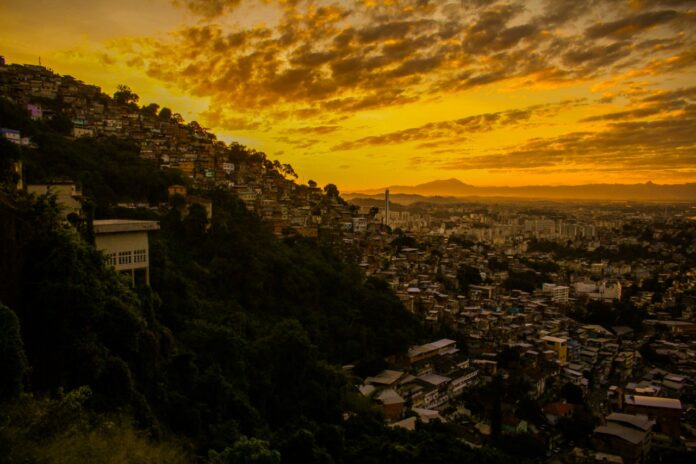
[542,283,570,303]
[94,219,159,286]
[27,182,82,219]
[573,280,622,301]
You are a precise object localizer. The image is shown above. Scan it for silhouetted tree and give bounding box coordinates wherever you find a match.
[324,184,339,198]
[159,107,173,120]
[209,436,280,464]
[113,84,139,106]
[561,382,584,405]
[141,103,160,116]
[0,304,27,401]
[457,265,482,292]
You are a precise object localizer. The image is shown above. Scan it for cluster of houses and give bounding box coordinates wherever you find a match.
[0,61,371,239]
[357,339,478,427]
[2,59,695,463]
[359,322,692,462]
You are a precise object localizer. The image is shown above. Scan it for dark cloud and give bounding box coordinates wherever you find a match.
[333,101,580,150]
[563,41,632,67]
[273,135,321,149]
[174,0,242,18]
[285,125,342,134]
[539,0,596,26]
[585,10,681,39]
[580,107,666,122]
[444,92,696,171]
[200,108,264,131]
[581,85,696,121]
[121,0,696,129]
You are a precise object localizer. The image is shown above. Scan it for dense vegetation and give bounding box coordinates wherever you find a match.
[0,99,526,463]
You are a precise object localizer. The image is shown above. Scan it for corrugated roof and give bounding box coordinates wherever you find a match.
[542,335,567,343]
[606,413,654,431]
[595,423,647,445]
[93,219,159,234]
[377,389,404,405]
[626,395,682,410]
[418,373,451,386]
[365,369,404,386]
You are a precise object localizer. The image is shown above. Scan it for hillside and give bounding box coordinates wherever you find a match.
[0,62,365,239]
[0,79,519,463]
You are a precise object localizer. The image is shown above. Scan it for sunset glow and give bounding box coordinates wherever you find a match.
[2,0,695,190]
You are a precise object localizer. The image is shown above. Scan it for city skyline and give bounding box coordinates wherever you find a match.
[2,0,695,190]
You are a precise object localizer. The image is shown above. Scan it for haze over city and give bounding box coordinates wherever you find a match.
[2,0,695,190]
[2,2,696,463]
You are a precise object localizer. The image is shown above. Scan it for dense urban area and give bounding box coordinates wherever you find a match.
[1,60,695,464]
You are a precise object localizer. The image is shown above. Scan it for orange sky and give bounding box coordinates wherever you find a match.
[1,0,695,190]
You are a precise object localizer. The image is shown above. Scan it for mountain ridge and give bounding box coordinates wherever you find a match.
[346,179,696,201]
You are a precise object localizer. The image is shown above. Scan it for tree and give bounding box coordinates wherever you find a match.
[561,382,584,405]
[457,265,482,292]
[0,303,27,401]
[308,180,317,189]
[141,103,160,116]
[47,112,73,135]
[183,203,209,241]
[490,375,503,441]
[498,433,546,460]
[209,436,280,464]
[556,406,595,444]
[496,346,521,370]
[113,84,139,106]
[502,271,541,293]
[159,107,173,120]
[324,183,340,199]
[282,163,298,179]
[189,120,205,134]
[0,138,22,186]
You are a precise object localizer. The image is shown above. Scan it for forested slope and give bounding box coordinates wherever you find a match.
[0,98,517,463]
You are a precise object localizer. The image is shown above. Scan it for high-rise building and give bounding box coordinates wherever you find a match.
[385,189,390,227]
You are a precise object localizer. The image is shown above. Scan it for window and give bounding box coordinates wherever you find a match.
[133,249,147,264]
[105,253,116,266]
[118,251,132,265]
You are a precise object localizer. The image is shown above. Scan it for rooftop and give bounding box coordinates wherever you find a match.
[625,395,682,410]
[377,389,405,405]
[606,413,654,431]
[417,373,451,386]
[364,369,404,386]
[93,219,160,234]
[542,335,567,343]
[595,423,647,445]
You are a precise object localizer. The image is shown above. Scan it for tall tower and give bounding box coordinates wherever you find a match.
[385,189,390,227]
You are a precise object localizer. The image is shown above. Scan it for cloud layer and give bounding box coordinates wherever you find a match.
[106,0,696,184]
[125,1,694,119]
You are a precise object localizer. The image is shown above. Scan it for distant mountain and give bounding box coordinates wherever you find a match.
[346,179,696,202]
[351,178,475,196]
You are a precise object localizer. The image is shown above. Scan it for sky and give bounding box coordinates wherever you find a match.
[1,0,696,190]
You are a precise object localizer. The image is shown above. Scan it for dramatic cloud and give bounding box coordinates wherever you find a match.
[14,0,691,187]
[333,100,584,150]
[584,10,681,39]
[120,0,695,124]
[174,0,243,18]
[444,86,696,172]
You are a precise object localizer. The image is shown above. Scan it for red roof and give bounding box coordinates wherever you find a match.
[543,402,575,417]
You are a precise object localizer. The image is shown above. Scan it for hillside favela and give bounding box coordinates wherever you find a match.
[1,1,696,463]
